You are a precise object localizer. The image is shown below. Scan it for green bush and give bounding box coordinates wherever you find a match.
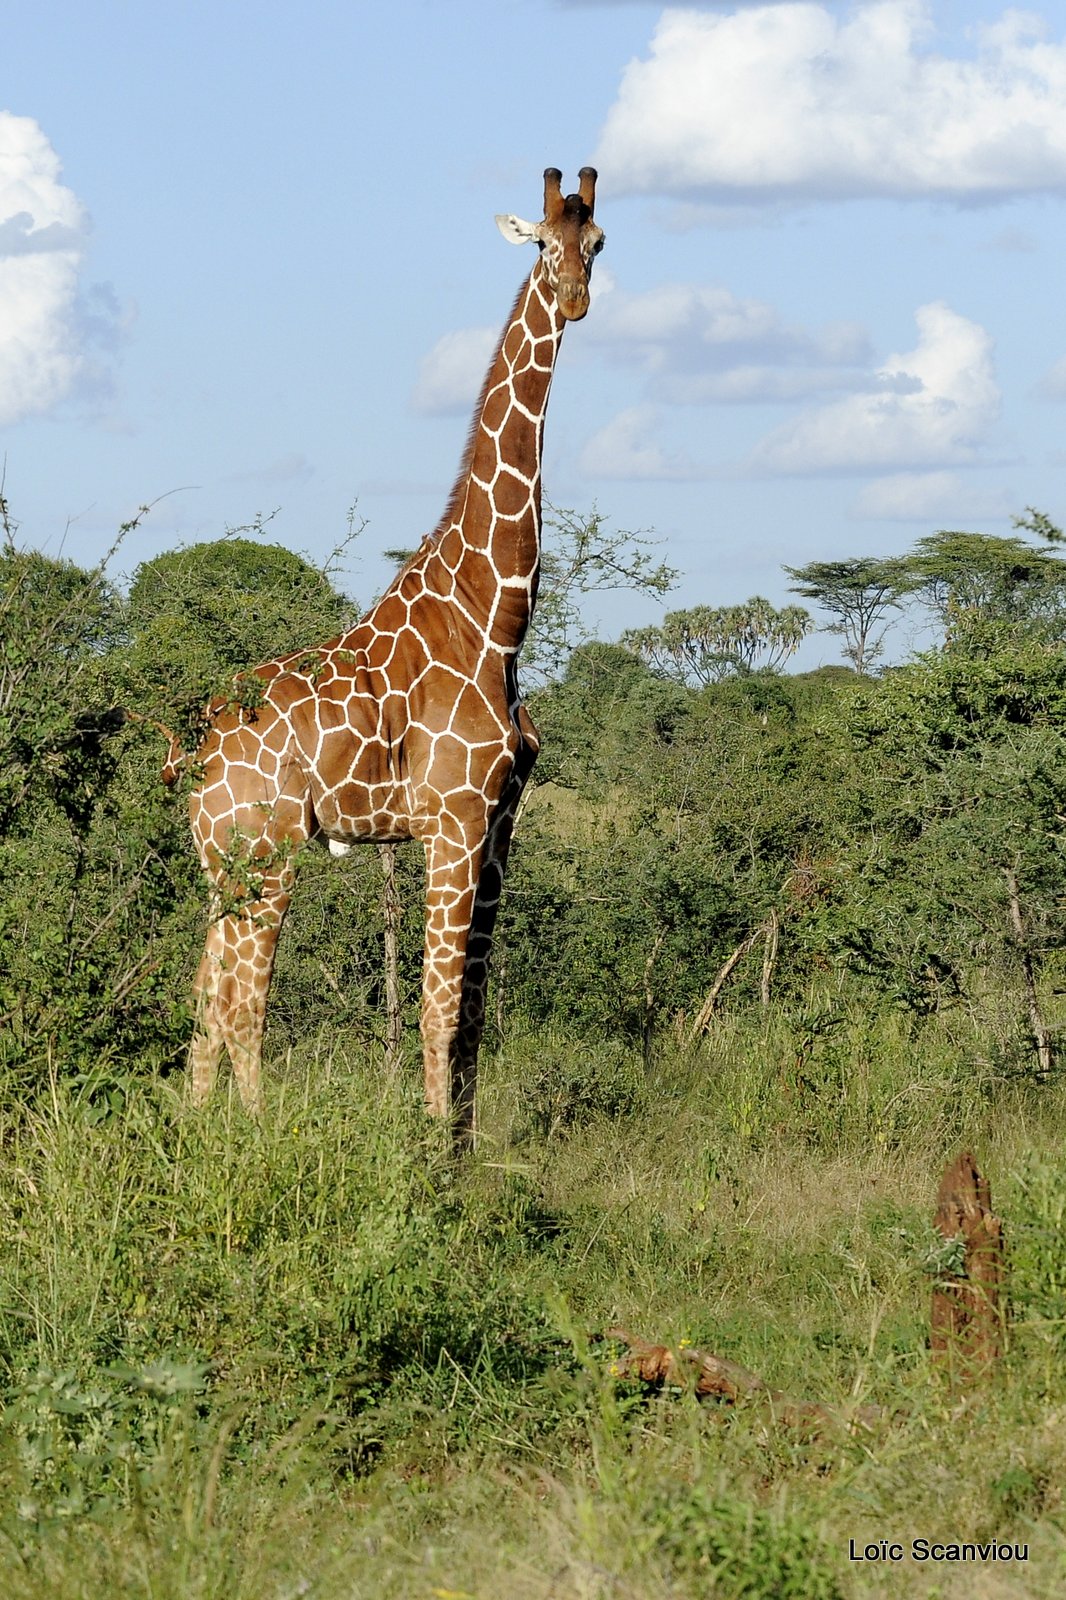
[518,1035,647,1137]
[1008,1157,1066,1371]
[647,1481,843,1598]
[0,1064,564,1529]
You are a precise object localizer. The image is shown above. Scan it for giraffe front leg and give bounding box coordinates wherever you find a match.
[421,743,535,1147]
[450,782,530,1140]
[421,830,486,1145]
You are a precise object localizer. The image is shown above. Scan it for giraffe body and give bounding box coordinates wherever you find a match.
[184,169,603,1140]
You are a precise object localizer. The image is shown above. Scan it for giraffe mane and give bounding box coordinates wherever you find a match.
[395,274,533,581]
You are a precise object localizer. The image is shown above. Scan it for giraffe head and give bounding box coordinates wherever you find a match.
[496,167,604,322]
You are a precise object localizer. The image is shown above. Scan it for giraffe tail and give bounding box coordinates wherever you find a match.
[120,709,188,787]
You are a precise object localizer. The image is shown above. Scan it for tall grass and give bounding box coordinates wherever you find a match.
[3,1005,1066,1596]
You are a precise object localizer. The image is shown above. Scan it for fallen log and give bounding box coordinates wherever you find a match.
[603,1327,884,1435]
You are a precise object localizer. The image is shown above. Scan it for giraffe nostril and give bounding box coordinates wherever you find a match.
[558,278,590,320]
[558,278,589,316]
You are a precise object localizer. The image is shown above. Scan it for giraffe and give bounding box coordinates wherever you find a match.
[176,166,604,1143]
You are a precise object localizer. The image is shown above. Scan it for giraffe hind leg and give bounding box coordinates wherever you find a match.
[188,739,311,1115]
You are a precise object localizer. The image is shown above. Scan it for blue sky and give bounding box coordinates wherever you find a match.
[6,0,1066,666]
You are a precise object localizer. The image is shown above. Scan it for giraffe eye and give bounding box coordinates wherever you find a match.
[591,235,605,256]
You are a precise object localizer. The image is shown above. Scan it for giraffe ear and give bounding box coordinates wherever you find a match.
[496,213,542,246]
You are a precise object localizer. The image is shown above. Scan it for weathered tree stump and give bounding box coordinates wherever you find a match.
[930,1151,1005,1380]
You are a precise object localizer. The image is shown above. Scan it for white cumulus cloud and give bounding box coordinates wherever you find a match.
[748,302,1000,474]
[579,403,705,480]
[596,2,1066,202]
[1037,354,1066,400]
[558,0,812,8]
[669,365,883,403]
[0,112,92,425]
[852,470,1014,522]
[588,278,871,401]
[411,326,497,415]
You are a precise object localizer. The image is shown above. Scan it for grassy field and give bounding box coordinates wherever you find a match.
[2,1007,1065,1598]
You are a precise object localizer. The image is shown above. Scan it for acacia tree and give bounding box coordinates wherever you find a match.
[520,504,678,687]
[898,528,1066,644]
[0,511,185,1078]
[1013,506,1065,546]
[783,556,910,674]
[621,597,812,686]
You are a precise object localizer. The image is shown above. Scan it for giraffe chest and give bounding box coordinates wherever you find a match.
[290,685,412,839]
[282,664,518,848]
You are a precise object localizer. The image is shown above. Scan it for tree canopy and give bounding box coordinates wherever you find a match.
[899,528,1066,643]
[783,556,910,673]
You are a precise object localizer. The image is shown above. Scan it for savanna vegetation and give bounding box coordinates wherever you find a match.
[3,490,1066,1597]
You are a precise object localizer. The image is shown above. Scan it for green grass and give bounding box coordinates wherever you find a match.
[3,1009,1066,1597]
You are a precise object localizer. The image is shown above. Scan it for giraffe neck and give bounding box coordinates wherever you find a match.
[430,260,566,653]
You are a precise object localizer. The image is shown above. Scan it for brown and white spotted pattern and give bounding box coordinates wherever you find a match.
[183,167,604,1142]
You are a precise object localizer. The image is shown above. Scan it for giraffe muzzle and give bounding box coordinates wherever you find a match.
[558,277,591,321]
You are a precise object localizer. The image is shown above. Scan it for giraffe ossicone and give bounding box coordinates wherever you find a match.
[178,166,604,1143]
